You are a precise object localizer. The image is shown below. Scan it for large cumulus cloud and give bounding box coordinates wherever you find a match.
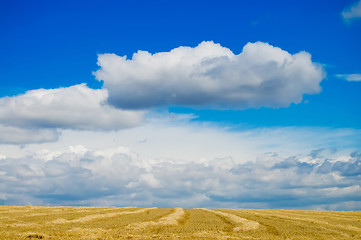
[0,41,325,144]
[0,84,144,130]
[0,145,360,210]
[94,41,324,109]
[0,84,145,144]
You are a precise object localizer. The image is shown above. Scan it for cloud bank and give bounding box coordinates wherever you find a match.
[0,145,360,210]
[94,41,324,109]
[342,0,361,20]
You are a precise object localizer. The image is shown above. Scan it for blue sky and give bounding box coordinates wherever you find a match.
[1,0,361,128]
[0,0,360,210]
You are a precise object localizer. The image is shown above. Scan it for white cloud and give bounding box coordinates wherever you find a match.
[127,173,162,188]
[336,74,361,81]
[0,124,59,145]
[0,144,360,210]
[342,0,361,20]
[94,41,324,109]
[2,113,359,163]
[0,84,145,144]
[0,42,326,144]
[0,113,359,209]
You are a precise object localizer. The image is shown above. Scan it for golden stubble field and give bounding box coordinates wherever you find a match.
[0,206,360,239]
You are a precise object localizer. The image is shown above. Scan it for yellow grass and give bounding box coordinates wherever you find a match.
[199,208,260,231]
[0,206,360,239]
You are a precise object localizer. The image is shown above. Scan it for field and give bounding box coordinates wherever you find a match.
[0,206,360,239]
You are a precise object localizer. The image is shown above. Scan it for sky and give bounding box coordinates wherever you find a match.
[0,0,360,210]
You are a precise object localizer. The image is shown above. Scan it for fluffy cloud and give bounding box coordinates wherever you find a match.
[0,42,325,144]
[0,145,360,210]
[342,0,361,20]
[336,74,361,81]
[3,114,357,164]
[0,84,145,144]
[94,41,324,109]
[0,125,59,145]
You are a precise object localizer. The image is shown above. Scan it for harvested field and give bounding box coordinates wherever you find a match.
[0,206,360,239]
[199,208,260,231]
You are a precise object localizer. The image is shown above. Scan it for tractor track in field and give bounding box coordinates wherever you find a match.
[251,210,361,234]
[199,208,260,231]
[50,207,157,224]
[127,208,185,230]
